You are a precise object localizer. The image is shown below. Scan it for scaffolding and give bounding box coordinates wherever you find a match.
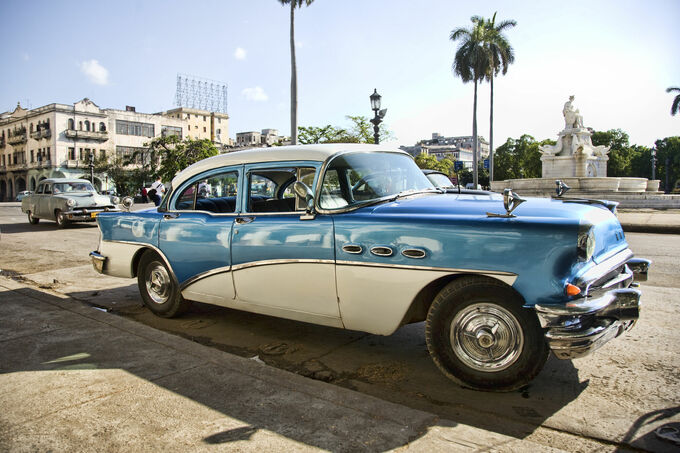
[174,74,228,114]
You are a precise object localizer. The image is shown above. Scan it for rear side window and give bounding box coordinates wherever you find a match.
[175,170,239,214]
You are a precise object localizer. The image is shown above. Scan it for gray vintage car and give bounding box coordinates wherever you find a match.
[21,178,120,227]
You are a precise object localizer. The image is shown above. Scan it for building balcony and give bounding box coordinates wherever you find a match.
[64,129,108,141]
[8,133,28,145]
[30,129,52,140]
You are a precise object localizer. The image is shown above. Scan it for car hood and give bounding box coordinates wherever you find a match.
[56,192,113,206]
[367,192,606,222]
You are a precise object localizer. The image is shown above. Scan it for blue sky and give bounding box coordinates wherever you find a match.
[1,0,678,148]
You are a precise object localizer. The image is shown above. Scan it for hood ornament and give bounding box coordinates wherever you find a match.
[555,180,571,198]
[487,189,526,218]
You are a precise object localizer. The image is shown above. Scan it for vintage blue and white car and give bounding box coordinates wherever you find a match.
[90,144,649,391]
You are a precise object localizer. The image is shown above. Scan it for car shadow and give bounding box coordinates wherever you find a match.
[0,221,96,234]
[59,284,588,443]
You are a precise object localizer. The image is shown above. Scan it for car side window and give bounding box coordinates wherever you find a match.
[43,184,52,194]
[175,170,239,214]
[248,167,316,213]
[36,184,44,194]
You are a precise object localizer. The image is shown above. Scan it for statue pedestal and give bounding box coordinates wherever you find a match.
[541,153,608,178]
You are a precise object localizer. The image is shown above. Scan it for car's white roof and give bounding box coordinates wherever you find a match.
[171,143,407,188]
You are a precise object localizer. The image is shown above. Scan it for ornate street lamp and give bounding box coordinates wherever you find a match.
[369,89,387,144]
[89,150,95,185]
[651,147,656,181]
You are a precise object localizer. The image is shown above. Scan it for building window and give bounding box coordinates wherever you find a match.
[203,127,206,132]
[218,118,221,124]
[115,120,155,137]
[68,119,74,130]
[99,122,106,132]
[85,120,90,131]
[161,125,182,138]
[187,114,190,119]
[100,149,106,159]
[116,145,147,164]
[30,150,34,162]
[46,147,50,161]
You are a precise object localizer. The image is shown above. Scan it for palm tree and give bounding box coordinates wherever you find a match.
[667,87,680,116]
[278,0,314,145]
[450,17,489,187]
[483,13,516,182]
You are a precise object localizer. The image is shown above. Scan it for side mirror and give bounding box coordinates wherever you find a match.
[293,181,316,219]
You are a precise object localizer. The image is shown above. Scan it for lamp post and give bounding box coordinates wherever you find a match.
[369,89,387,144]
[89,150,94,185]
[651,147,656,181]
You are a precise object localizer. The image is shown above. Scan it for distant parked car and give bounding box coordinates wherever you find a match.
[422,169,458,191]
[90,144,649,391]
[15,190,33,201]
[21,178,121,228]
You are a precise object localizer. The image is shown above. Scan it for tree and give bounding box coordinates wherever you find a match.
[414,153,454,175]
[93,155,138,196]
[591,129,634,177]
[450,16,489,188]
[493,135,545,180]
[278,0,314,145]
[145,136,220,183]
[297,115,394,144]
[482,13,516,182]
[667,87,680,116]
[655,136,680,192]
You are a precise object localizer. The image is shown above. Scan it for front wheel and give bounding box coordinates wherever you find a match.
[425,276,549,392]
[27,211,39,224]
[55,209,68,228]
[137,250,191,318]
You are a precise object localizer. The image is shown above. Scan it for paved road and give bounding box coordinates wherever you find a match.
[1,204,679,451]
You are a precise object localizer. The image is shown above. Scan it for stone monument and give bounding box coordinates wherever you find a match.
[539,95,610,178]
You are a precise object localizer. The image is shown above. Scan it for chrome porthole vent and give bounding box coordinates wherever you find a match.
[342,244,363,254]
[370,246,393,257]
[402,248,427,259]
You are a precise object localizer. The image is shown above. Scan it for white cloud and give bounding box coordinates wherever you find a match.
[79,59,109,85]
[242,86,268,102]
[234,47,247,60]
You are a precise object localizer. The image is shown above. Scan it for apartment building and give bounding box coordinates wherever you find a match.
[0,98,184,200]
[400,133,490,168]
[163,107,229,144]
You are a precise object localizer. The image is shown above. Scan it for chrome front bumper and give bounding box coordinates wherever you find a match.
[90,251,106,273]
[535,255,650,360]
[66,207,121,221]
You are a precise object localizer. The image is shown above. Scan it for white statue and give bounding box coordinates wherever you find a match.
[563,95,584,129]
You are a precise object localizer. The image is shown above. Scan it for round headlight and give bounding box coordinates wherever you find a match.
[122,196,134,210]
[112,196,120,204]
[66,198,76,207]
[577,228,596,261]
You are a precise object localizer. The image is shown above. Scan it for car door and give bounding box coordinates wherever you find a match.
[158,167,240,306]
[230,163,340,327]
[37,183,53,218]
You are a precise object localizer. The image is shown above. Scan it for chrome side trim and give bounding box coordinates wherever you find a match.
[232,259,335,271]
[336,260,516,277]
[179,266,232,291]
[103,239,179,288]
[370,246,393,257]
[342,244,363,254]
[402,248,427,259]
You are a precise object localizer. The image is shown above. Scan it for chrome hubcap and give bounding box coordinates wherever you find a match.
[450,303,524,372]
[146,263,171,304]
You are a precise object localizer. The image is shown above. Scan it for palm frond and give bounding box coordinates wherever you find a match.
[672,95,680,116]
[667,86,680,93]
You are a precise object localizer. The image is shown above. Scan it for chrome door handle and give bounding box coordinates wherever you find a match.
[163,213,180,220]
[235,216,254,225]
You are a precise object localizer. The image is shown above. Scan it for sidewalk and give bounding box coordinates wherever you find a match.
[0,276,582,452]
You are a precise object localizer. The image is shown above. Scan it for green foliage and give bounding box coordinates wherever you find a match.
[591,129,655,179]
[414,154,454,174]
[655,136,680,191]
[93,155,139,196]
[297,116,394,144]
[493,135,545,180]
[145,136,220,183]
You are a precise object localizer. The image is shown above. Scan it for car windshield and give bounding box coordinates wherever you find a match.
[319,152,435,210]
[53,182,95,193]
[426,173,456,189]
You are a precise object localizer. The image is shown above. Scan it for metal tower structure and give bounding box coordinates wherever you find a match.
[174,74,228,114]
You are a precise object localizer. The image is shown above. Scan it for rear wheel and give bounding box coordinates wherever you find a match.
[137,250,191,318]
[55,209,68,228]
[27,211,39,224]
[425,276,549,391]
